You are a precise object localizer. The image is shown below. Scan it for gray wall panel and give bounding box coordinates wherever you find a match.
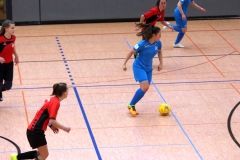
[12,0,39,22]
[11,0,240,22]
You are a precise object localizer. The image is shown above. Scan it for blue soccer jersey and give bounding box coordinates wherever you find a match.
[175,0,193,15]
[133,40,162,72]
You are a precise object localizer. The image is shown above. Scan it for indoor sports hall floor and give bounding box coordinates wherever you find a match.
[0,19,240,160]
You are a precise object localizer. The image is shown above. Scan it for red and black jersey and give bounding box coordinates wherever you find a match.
[27,96,60,134]
[143,6,165,26]
[0,35,16,63]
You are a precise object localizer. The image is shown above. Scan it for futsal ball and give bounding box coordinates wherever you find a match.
[159,103,171,116]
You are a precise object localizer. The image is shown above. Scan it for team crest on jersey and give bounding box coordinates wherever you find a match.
[155,46,158,50]
[12,43,15,47]
[134,44,139,49]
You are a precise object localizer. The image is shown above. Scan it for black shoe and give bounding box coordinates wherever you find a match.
[0,92,3,101]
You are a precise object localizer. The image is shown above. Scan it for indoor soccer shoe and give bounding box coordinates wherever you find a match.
[127,103,138,115]
[163,22,170,31]
[10,154,18,160]
[173,43,185,48]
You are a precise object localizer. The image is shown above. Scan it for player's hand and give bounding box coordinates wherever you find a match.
[182,14,186,21]
[50,125,59,134]
[64,127,71,133]
[158,64,162,71]
[14,55,19,65]
[123,64,127,71]
[134,27,141,31]
[168,26,174,31]
[0,57,5,64]
[201,8,206,13]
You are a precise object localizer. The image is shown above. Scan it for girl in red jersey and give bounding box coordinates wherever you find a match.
[0,20,19,101]
[134,0,173,58]
[135,0,173,31]
[10,83,71,160]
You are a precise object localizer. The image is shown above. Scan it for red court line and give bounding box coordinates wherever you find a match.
[230,83,240,95]
[17,63,30,125]
[208,24,240,94]
[185,33,225,77]
[208,24,240,55]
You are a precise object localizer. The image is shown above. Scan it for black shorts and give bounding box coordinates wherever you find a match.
[27,129,47,149]
[0,61,14,81]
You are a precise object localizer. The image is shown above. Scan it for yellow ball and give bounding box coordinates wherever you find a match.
[159,103,171,116]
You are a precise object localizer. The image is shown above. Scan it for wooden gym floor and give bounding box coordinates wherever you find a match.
[0,19,240,160]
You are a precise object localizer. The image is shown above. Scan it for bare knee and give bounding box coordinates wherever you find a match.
[182,27,187,33]
[140,81,150,92]
[38,152,49,160]
[37,145,49,160]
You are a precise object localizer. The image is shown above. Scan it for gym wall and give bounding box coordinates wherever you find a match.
[12,0,240,23]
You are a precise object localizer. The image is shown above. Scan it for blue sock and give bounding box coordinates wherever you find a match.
[130,88,145,105]
[170,24,182,33]
[174,32,185,44]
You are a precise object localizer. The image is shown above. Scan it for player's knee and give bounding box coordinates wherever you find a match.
[38,152,49,160]
[141,84,149,92]
[182,28,187,33]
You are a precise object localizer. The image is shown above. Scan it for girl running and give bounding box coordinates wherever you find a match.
[10,83,71,160]
[123,24,162,115]
[0,20,19,101]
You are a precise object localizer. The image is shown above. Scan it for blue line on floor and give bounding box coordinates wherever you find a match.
[55,37,102,160]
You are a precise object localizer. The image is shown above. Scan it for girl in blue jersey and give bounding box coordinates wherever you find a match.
[123,24,162,115]
[163,0,206,48]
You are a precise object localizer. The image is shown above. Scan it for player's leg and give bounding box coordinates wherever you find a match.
[0,62,13,101]
[173,15,187,48]
[127,67,150,115]
[11,150,39,160]
[37,145,49,160]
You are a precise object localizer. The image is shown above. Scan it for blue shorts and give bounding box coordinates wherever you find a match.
[132,66,152,84]
[174,10,187,28]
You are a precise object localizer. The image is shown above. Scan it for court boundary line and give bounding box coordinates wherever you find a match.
[55,37,102,160]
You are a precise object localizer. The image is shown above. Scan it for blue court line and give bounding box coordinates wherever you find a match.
[55,37,102,160]
[124,38,203,160]
[152,81,203,160]
[9,79,240,91]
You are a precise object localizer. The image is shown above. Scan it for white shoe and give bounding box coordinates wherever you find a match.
[173,43,185,48]
[163,22,170,30]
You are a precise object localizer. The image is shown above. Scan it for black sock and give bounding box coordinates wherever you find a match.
[17,150,38,159]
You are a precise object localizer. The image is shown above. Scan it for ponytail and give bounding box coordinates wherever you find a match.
[135,23,160,40]
[51,83,68,97]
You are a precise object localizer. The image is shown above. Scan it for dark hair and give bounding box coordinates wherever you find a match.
[156,0,167,6]
[51,83,68,97]
[0,20,15,36]
[135,23,161,40]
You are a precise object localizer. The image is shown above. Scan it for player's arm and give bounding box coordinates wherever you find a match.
[123,49,135,71]
[190,1,206,13]
[160,21,173,30]
[157,49,163,71]
[49,118,71,133]
[13,47,19,65]
[177,1,184,16]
